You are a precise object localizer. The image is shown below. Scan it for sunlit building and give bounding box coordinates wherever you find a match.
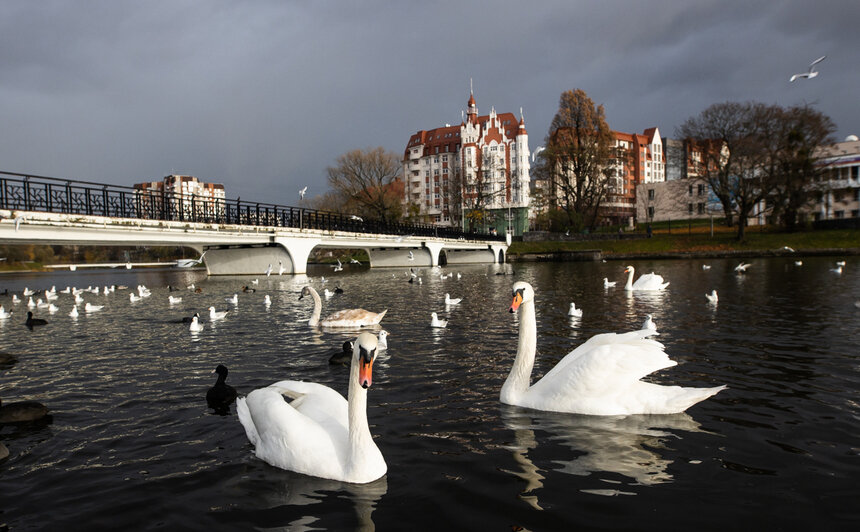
[402,91,531,235]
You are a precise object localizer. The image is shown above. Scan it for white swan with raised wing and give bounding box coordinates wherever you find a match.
[502,281,725,415]
[237,332,386,483]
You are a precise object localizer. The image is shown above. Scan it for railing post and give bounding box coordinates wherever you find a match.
[23,177,31,211]
[102,186,109,216]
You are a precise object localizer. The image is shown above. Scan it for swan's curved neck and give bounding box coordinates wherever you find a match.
[306,287,322,326]
[624,267,635,290]
[501,299,537,404]
[347,357,374,470]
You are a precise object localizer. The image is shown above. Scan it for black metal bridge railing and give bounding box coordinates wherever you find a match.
[0,170,505,243]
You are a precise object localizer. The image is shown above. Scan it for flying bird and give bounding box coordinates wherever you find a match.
[349,215,363,222]
[299,186,308,200]
[790,55,826,82]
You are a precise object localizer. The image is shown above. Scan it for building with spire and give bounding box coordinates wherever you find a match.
[402,91,531,235]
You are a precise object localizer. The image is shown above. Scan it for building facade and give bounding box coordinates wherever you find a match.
[813,136,860,220]
[402,92,531,235]
[534,126,665,227]
[134,174,226,220]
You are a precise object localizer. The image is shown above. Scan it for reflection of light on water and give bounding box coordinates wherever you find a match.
[501,405,708,503]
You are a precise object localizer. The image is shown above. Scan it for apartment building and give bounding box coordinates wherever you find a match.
[402,92,531,235]
[134,174,226,219]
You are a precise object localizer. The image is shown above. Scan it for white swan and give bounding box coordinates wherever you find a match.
[430,312,447,328]
[502,282,725,415]
[445,293,462,305]
[642,314,657,331]
[623,266,669,291]
[237,332,386,484]
[603,278,616,288]
[706,290,718,304]
[568,302,583,318]
[299,286,387,328]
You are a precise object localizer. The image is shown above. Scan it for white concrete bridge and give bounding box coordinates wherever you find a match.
[0,172,507,275]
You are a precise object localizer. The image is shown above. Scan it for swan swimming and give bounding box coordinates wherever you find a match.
[299,286,387,328]
[624,266,669,291]
[237,332,387,483]
[502,282,725,415]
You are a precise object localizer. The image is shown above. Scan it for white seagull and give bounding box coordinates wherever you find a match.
[706,290,719,304]
[603,277,617,288]
[789,55,826,82]
[189,315,204,333]
[568,302,583,318]
[265,263,273,277]
[408,251,414,261]
[299,186,308,200]
[734,262,752,273]
[430,312,447,328]
[278,260,286,275]
[642,314,657,331]
[333,259,343,272]
[209,306,229,320]
[445,293,462,305]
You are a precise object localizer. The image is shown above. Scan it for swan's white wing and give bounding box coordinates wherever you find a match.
[239,385,349,479]
[525,330,677,414]
[321,308,387,327]
[266,379,348,430]
[632,273,669,290]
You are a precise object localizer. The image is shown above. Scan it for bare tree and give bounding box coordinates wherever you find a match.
[540,89,614,231]
[326,147,404,223]
[678,102,773,240]
[768,105,836,231]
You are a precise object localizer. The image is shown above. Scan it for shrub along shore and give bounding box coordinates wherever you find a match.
[507,228,860,262]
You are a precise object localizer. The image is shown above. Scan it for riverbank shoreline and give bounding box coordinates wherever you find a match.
[508,247,860,262]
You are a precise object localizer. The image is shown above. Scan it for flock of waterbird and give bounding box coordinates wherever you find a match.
[4,255,853,483]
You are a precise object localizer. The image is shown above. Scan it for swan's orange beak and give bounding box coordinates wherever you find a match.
[509,290,523,313]
[358,348,375,389]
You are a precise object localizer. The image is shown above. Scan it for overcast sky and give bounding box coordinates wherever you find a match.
[1,0,857,206]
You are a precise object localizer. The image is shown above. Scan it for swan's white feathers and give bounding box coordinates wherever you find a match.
[322,308,387,328]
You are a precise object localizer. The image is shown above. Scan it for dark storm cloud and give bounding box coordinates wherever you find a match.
[1,0,857,206]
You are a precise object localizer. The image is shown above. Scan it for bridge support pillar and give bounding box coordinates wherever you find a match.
[424,242,445,267]
[490,244,506,264]
[274,236,321,275]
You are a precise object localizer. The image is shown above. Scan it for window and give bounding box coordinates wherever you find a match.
[688,185,693,196]
[852,166,859,180]
[688,203,694,214]
[698,184,705,196]
[835,210,845,218]
[698,203,705,214]
[648,189,655,200]
[648,206,655,219]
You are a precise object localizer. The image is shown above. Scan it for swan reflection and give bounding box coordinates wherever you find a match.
[500,405,707,501]
[231,470,387,531]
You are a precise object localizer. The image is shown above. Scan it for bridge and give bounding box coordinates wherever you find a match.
[0,171,508,275]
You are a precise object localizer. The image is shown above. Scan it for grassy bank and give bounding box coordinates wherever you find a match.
[508,228,860,257]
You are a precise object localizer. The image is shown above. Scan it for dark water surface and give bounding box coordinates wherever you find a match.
[1,258,858,530]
